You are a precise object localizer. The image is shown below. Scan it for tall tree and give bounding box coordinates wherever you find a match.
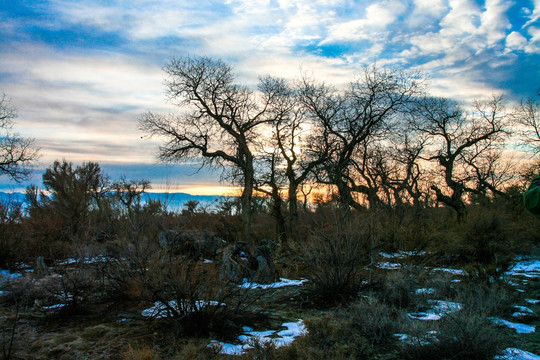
[299,66,424,215]
[255,76,330,241]
[140,57,281,241]
[415,96,507,221]
[513,87,540,155]
[0,93,39,182]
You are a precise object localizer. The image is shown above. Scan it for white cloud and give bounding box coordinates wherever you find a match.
[477,0,513,46]
[525,26,540,53]
[322,1,407,43]
[523,0,540,27]
[407,0,447,28]
[505,31,527,51]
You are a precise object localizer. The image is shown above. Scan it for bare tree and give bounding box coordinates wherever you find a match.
[415,95,507,221]
[140,57,282,241]
[255,76,331,241]
[299,66,424,215]
[0,94,39,182]
[513,87,540,155]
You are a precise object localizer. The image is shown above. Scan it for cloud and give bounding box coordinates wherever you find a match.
[525,26,540,53]
[478,0,513,46]
[506,31,528,51]
[322,1,407,44]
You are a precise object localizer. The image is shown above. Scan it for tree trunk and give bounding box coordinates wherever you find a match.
[287,181,299,241]
[431,185,467,223]
[241,162,254,242]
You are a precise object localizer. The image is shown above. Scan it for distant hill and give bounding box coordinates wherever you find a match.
[142,192,229,211]
[0,191,233,212]
[0,191,26,205]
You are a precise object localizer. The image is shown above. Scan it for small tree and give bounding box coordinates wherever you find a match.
[27,160,109,240]
[0,93,39,182]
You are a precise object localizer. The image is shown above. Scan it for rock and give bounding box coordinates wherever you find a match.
[252,245,280,284]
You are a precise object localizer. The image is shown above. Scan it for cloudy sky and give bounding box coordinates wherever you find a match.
[1,0,539,193]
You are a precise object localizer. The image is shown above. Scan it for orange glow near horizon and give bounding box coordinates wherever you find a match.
[146,182,335,203]
[148,184,242,196]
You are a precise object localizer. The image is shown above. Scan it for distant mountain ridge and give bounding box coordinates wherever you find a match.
[0,191,231,212]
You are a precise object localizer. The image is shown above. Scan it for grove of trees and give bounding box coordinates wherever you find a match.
[140,56,538,241]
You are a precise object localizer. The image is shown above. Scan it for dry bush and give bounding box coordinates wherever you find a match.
[117,240,258,338]
[123,345,160,360]
[456,280,518,318]
[299,215,369,306]
[378,267,427,310]
[348,297,403,347]
[173,339,222,359]
[286,315,370,359]
[399,311,511,360]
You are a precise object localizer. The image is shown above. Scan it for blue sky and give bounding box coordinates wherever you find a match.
[0,0,539,193]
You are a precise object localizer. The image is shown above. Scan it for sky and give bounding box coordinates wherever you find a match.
[0,0,539,194]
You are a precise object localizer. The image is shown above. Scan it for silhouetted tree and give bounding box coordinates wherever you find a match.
[27,160,109,238]
[0,93,39,182]
[299,66,424,215]
[513,87,540,155]
[140,57,288,241]
[415,96,507,222]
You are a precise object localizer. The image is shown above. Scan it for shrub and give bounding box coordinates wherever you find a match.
[127,243,257,338]
[457,280,517,318]
[378,267,425,310]
[400,311,510,360]
[347,297,403,346]
[299,217,369,306]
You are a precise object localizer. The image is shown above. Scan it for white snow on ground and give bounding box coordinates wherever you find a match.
[432,267,467,275]
[415,288,435,295]
[394,331,437,346]
[507,260,540,278]
[141,300,224,318]
[495,348,540,360]
[239,278,307,289]
[42,303,66,310]
[0,270,22,280]
[407,300,462,321]
[490,318,536,334]
[58,256,108,265]
[209,320,307,355]
[526,299,540,305]
[379,251,426,259]
[512,306,535,318]
[377,262,401,270]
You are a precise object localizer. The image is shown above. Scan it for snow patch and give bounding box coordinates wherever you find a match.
[495,348,540,360]
[408,300,462,321]
[58,256,108,265]
[141,300,224,318]
[507,260,540,278]
[514,306,535,314]
[415,288,435,294]
[490,318,536,334]
[432,267,467,275]
[0,270,22,280]
[42,303,66,310]
[209,320,307,355]
[525,299,540,305]
[239,278,307,289]
[377,262,401,270]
